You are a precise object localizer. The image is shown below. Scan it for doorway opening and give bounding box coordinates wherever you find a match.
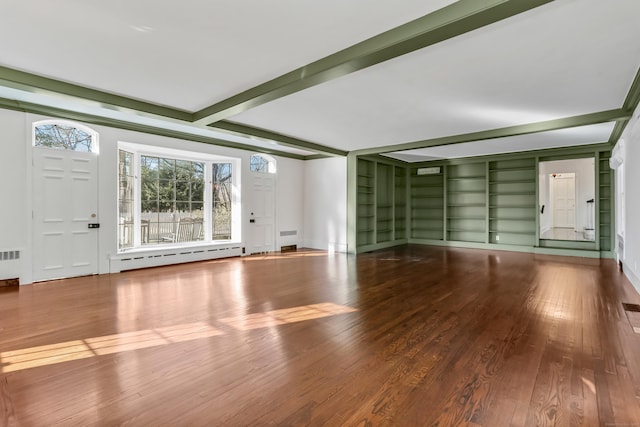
[539,158,595,242]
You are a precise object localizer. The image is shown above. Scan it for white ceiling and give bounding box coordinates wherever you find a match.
[0,0,454,111]
[0,0,638,160]
[383,122,616,162]
[230,0,640,151]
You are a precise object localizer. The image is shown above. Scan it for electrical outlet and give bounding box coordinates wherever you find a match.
[496,235,500,242]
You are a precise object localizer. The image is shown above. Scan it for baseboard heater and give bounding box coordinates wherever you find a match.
[0,250,22,285]
[110,244,242,273]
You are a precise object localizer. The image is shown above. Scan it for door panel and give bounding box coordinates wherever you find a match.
[33,149,98,281]
[248,173,275,254]
[552,175,575,228]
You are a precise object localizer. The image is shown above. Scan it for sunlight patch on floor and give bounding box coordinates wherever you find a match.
[0,302,357,373]
[219,302,358,330]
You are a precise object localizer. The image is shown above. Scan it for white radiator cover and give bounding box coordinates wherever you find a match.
[0,249,22,281]
[110,244,242,273]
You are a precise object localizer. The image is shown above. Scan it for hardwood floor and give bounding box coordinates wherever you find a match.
[1,245,640,426]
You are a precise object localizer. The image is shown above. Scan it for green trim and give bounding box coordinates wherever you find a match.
[533,247,601,259]
[405,240,603,258]
[347,153,358,254]
[600,251,615,259]
[409,239,532,253]
[303,154,332,161]
[609,65,640,143]
[193,0,553,125]
[356,239,408,254]
[0,98,307,160]
[354,110,628,156]
[210,121,346,157]
[609,120,629,145]
[595,151,601,251]
[369,154,408,167]
[538,239,596,251]
[538,150,603,162]
[623,66,640,113]
[535,156,541,242]
[406,142,611,167]
[0,65,192,121]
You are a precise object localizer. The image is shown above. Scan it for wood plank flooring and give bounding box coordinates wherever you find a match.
[1,245,640,426]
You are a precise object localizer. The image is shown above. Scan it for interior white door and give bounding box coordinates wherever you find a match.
[248,173,275,254]
[552,174,575,228]
[33,148,99,281]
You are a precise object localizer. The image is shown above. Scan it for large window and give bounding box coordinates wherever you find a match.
[118,142,239,251]
[212,163,232,239]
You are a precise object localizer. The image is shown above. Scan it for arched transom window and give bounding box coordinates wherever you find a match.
[250,154,276,173]
[33,120,98,153]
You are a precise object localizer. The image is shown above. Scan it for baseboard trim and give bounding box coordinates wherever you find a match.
[623,261,640,295]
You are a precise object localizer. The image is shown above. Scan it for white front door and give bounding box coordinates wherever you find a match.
[552,174,575,228]
[33,148,99,281]
[248,173,275,254]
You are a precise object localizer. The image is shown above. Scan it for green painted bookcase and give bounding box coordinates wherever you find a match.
[410,168,444,240]
[488,158,537,246]
[355,158,408,251]
[446,163,486,243]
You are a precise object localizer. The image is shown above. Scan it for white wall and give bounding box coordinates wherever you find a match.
[303,157,347,252]
[0,110,28,281]
[276,157,304,249]
[0,109,306,283]
[621,104,640,293]
[539,158,595,232]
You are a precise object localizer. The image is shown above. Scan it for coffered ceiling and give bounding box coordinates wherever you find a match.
[1,0,639,161]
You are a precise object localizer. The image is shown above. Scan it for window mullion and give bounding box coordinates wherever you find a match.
[204,162,212,242]
[133,152,142,247]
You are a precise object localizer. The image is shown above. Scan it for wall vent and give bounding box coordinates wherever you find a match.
[623,303,640,334]
[0,250,20,261]
[280,230,297,237]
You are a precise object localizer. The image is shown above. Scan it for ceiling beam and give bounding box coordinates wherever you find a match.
[211,121,347,157]
[0,97,307,160]
[609,65,640,144]
[0,66,192,122]
[351,109,631,156]
[192,0,554,126]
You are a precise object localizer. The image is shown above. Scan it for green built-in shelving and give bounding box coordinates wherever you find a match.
[354,146,614,256]
[357,159,375,246]
[355,158,408,251]
[410,168,444,240]
[598,151,613,252]
[447,163,486,243]
[395,166,407,240]
[488,158,537,246]
[376,163,393,243]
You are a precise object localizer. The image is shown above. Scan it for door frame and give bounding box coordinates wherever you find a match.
[246,170,277,254]
[29,119,100,283]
